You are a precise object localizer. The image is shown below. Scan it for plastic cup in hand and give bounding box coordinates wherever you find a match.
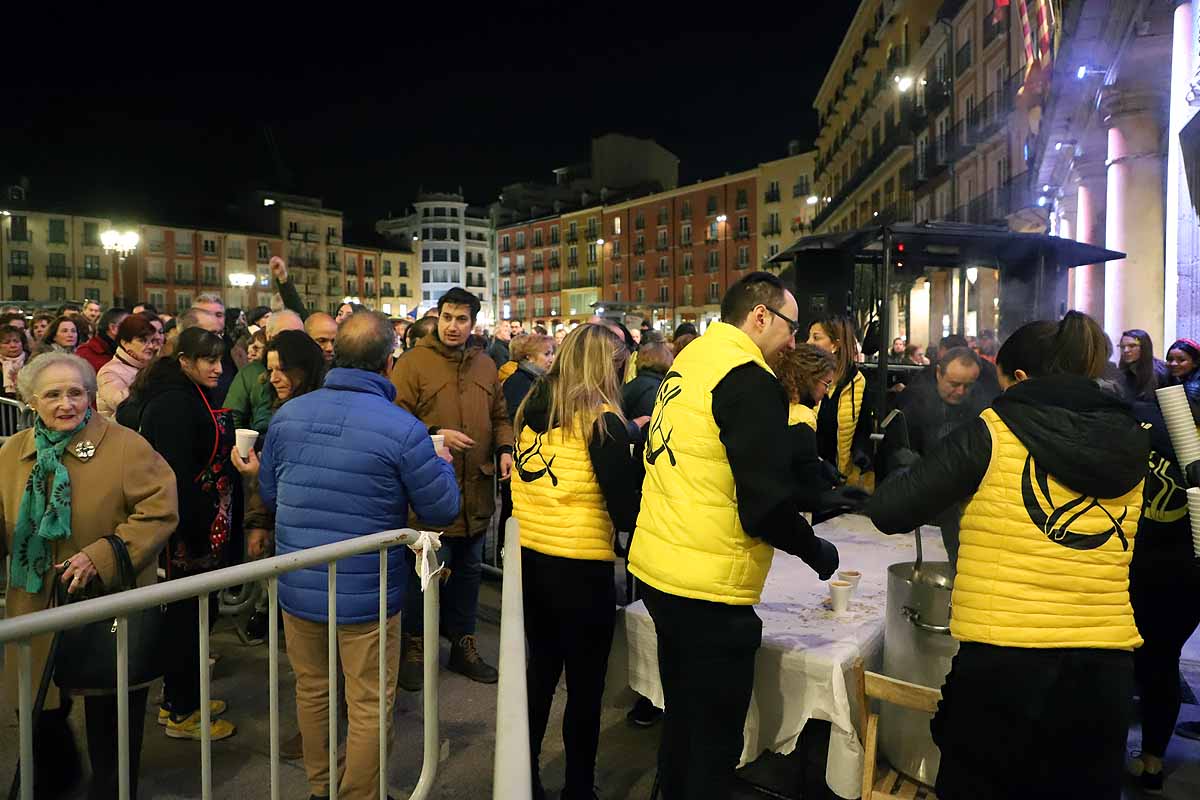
[431,434,445,450]
[837,570,862,592]
[829,580,852,613]
[235,429,259,460]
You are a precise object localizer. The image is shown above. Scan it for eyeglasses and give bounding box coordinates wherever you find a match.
[818,377,833,390]
[765,306,800,335]
[34,387,88,402]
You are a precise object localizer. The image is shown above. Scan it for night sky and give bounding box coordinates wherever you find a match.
[3,5,855,238]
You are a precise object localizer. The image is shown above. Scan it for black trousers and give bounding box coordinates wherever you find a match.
[523,548,616,797]
[161,593,219,717]
[1131,548,1200,757]
[640,583,762,800]
[31,688,149,799]
[932,642,1133,800]
[84,688,151,799]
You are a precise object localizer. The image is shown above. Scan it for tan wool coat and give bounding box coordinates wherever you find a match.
[1,413,179,705]
[390,334,514,537]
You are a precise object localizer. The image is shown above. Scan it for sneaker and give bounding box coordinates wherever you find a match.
[627,695,663,727]
[1177,719,1200,741]
[164,710,236,741]
[1128,752,1164,795]
[397,632,424,692]
[447,634,498,684]
[158,699,227,726]
[280,730,304,760]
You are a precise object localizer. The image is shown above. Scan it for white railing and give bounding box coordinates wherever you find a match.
[0,528,442,800]
[492,518,531,796]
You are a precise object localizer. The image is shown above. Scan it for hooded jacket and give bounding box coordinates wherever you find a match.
[868,375,1148,649]
[390,332,514,537]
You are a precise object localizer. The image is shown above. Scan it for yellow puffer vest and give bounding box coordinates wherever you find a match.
[628,321,776,605]
[512,417,615,561]
[788,403,817,430]
[953,408,1144,650]
[498,360,518,384]
[836,370,873,491]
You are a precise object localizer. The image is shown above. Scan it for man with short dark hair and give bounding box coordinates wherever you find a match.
[81,299,103,328]
[896,346,985,567]
[628,271,839,799]
[254,311,460,800]
[390,287,514,688]
[76,307,128,373]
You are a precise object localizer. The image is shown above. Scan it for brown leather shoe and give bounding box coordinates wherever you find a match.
[397,632,424,692]
[447,634,497,684]
[279,730,304,760]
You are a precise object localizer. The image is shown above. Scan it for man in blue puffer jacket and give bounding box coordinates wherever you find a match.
[258,311,460,800]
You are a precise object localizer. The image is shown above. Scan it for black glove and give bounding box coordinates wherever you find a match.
[803,536,840,581]
[812,486,871,525]
[891,447,920,469]
[818,458,843,487]
[1187,460,1200,489]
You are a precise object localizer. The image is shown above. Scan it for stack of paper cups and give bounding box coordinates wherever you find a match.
[1188,488,1200,557]
[1155,385,1200,469]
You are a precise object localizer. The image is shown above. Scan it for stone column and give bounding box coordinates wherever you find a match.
[1103,89,1167,348]
[1167,0,1195,343]
[1072,160,1108,320]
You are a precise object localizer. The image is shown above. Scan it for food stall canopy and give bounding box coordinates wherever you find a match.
[768,221,1125,269]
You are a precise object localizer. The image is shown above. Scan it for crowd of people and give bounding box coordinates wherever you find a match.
[0,260,1198,800]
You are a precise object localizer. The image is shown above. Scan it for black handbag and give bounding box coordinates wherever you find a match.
[53,534,166,692]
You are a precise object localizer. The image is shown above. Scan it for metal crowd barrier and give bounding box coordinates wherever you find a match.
[0,395,33,445]
[0,528,442,800]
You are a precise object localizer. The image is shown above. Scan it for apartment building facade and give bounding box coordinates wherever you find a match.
[758,146,819,268]
[0,208,119,306]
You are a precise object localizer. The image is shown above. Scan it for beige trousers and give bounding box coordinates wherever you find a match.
[283,612,401,800]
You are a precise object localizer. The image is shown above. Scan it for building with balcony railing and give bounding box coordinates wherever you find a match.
[811,0,944,235]
[0,208,119,305]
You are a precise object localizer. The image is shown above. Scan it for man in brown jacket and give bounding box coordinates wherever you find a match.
[391,287,513,688]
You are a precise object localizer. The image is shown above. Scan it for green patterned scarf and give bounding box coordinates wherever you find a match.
[11,409,92,593]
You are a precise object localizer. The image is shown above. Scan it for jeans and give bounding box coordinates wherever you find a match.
[161,593,220,716]
[522,548,616,796]
[403,533,484,638]
[641,583,761,800]
[283,612,401,800]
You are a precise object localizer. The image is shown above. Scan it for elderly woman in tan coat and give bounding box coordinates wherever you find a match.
[0,352,178,800]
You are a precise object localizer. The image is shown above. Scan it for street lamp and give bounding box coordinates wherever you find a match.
[715,214,727,223]
[806,195,819,206]
[228,273,256,288]
[895,75,914,93]
[101,229,139,259]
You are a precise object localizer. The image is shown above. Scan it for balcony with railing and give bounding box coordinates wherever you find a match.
[175,241,194,256]
[565,231,579,244]
[201,274,222,287]
[955,39,973,77]
[81,267,108,281]
[567,256,579,268]
[761,223,782,237]
[7,263,32,277]
[983,10,1008,48]
[46,264,71,279]
[656,240,670,251]
[735,229,751,241]
[764,189,781,203]
[548,254,561,269]
[812,110,915,229]
[145,272,167,284]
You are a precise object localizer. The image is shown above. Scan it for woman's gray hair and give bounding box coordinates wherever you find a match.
[17,352,97,401]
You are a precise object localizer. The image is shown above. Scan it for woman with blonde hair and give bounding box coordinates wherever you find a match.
[512,323,644,800]
[807,316,873,490]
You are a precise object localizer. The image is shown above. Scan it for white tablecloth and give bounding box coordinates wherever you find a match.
[607,516,947,799]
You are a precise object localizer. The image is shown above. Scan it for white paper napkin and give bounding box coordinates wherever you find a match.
[410,530,444,591]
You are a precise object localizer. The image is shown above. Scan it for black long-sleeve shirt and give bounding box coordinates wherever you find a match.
[589,412,644,533]
[712,362,822,560]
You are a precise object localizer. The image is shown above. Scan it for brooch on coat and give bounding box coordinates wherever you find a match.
[72,441,96,461]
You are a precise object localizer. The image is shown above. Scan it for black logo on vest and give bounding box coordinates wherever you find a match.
[1020,455,1129,551]
[646,371,683,467]
[1143,450,1187,524]
[516,433,558,486]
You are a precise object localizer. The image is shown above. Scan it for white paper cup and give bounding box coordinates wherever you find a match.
[431,434,445,451]
[829,580,852,613]
[837,570,862,592]
[234,429,259,460]
[1188,488,1200,557]
[1157,386,1200,467]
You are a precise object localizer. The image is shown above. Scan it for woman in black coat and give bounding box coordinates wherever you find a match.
[503,333,555,423]
[621,342,674,420]
[131,327,240,741]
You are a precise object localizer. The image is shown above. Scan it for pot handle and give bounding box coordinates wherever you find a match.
[902,605,951,635]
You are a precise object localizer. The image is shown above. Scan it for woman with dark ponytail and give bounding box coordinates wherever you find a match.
[866,311,1148,800]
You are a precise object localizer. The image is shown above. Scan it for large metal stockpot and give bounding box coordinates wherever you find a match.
[879,559,958,786]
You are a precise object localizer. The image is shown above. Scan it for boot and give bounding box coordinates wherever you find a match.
[397,632,424,692]
[447,634,498,684]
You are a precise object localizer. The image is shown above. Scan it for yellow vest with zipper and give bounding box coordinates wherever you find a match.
[834,369,874,491]
[512,417,615,561]
[628,321,776,605]
[953,408,1144,650]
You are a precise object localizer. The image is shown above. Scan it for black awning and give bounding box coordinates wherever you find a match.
[769,221,1125,270]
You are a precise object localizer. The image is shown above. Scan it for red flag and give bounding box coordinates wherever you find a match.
[994,0,1010,24]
